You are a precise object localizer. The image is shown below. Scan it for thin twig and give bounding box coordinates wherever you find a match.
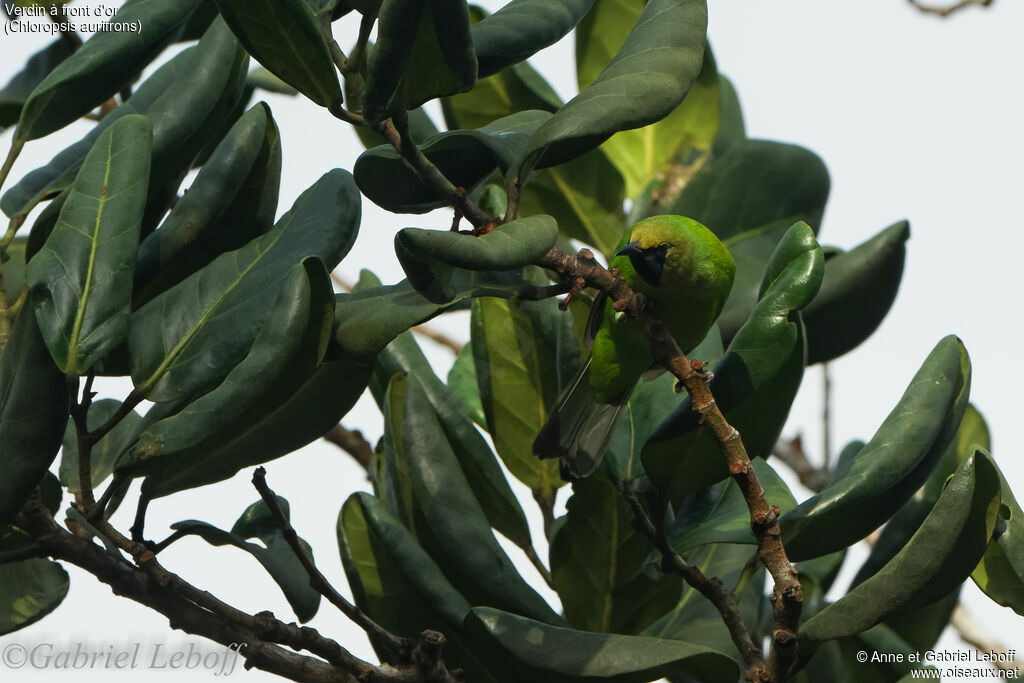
[522,545,554,589]
[773,436,829,492]
[908,0,993,16]
[822,363,832,470]
[323,424,375,470]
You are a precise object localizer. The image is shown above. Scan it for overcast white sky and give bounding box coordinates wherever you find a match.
[1,1,1022,681]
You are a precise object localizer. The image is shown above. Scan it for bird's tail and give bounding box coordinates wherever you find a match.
[533,358,635,480]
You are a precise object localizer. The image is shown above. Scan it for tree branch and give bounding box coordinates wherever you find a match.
[908,0,993,16]
[323,424,375,471]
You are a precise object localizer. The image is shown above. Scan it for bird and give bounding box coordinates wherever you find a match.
[533,215,736,479]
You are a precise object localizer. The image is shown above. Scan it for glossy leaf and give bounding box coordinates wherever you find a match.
[14,0,204,141]
[520,0,707,171]
[781,335,972,561]
[518,146,626,258]
[0,39,74,130]
[667,459,796,553]
[215,0,342,108]
[369,329,532,552]
[713,75,745,157]
[801,450,1000,641]
[355,110,549,213]
[26,115,151,375]
[447,342,486,427]
[391,376,560,623]
[334,269,540,358]
[602,373,687,485]
[396,215,557,303]
[471,296,566,495]
[578,6,721,198]
[472,0,594,78]
[0,311,68,531]
[0,558,69,636]
[804,221,909,364]
[172,499,321,622]
[672,139,830,342]
[467,606,739,683]
[643,222,823,502]
[550,475,681,634]
[128,169,359,402]
[3,18,248,220]
[59,399,141,493]
[133,102,282,306]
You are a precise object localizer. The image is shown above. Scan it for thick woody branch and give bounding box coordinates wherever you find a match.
[538,246,803,682]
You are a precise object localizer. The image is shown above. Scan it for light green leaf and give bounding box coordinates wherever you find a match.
[0,558,69,635]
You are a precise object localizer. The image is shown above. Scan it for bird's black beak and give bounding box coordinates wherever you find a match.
[616,242,666,285]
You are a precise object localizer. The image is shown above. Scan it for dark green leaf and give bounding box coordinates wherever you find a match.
[0,311,68,531]
[447,341,486,427]
[3,18,248,220]
[550,475,681,634]
[26,115,151,375]
[712,75,745,157]
[59,399,141,493]
[133,102,282,306]
[215,0,342,108]
[15,0,204,141]
[804,221,909,364]
[396,214,557,303]
[467,606,739,683]
[517,146,626,258]
[781,335,972,561]
[471,296,566,495]
[334,268,541,357]
[0,39,75,130]
[472,0,594,78]
[520,0,707,171]
[667,459,796,553]
[128,169,359,402]
[603,373,687,484]
[1,238,27,302]
[353,104,438,149]
[0,558,69,635]
[172,500,321,622]
[246,66,299,95]
[370,331,532,552]
[672,140,830,343]
[393,376,560,623]
[355,110,549,213]
[801,450,1000,641]
[643,222,823,502]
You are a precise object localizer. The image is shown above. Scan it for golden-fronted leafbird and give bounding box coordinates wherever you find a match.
[533,215,736,479]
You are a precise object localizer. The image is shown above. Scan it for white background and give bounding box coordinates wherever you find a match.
[1,0,1022,680]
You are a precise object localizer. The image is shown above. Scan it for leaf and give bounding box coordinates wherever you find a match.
[215,0,342,108]
[0,311,68,531]
[369,330,532,552]
[26,115,151,375]
[471,0,595,78]
[362,0,476,122]
[59,399,142,493]
[780,335,972,561]
[246,66,299,96]
[643,222,823,502]
[672,139,830,343]
[1,238,27,302]
[333,268,542,357]
[517,146,626,258]
[133,102,282,306]
[800,450,1000,642]
[338,493,503,679]
[14,0,204,141]
[713,75,745,157]
[447,341,486,427]
[667,459,796,553]
[0,39,75,130]
[802,221,909,364]
[577,4,720,198]
[391,376,560,623]
[466,606,739,683]
[128,169,359,402]
[602,373,687,485]
[355,110,549,213]
[120,260,370,498]
[172,499,321,622]
[471,296,566,495]
[3,17,249,220]
[519,0,707,172]
[550,475,681,634]
[0,559,69,636]
[396,214,558,303]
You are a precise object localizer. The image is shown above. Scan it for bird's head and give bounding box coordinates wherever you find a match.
[615,217,695,287]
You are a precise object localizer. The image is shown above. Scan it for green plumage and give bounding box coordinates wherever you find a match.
[534,215,735,478]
